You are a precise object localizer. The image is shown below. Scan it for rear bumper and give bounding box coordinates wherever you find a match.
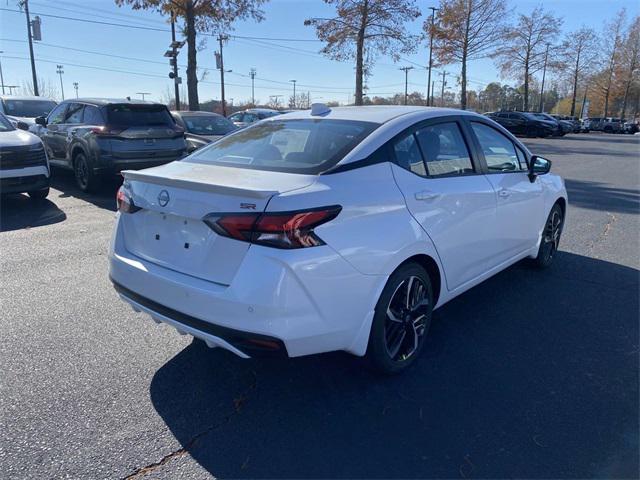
[94,156,184,174]
[108,215,384,358]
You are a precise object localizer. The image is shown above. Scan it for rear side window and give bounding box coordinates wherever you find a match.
[471,122,525,172]
[188,119,377,174]
[393,132,425,176]
[106,104,174,127]
[415,123,474,177]
[83,106,104,125]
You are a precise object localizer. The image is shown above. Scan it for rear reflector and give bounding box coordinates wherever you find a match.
[203,206,341,249]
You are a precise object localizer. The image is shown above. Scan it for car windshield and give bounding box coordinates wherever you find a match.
[530,113,554,121]
[0,113,15,132]
[187,119,378,174]
[3,99,57,118]
[106,104,175,127]
[258,111,281,119]
[181,115,236,135]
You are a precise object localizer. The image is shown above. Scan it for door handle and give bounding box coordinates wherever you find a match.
[498,189,511,198]
[415,190,439,201]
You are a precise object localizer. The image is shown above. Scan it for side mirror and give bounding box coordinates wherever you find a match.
[35,116,47,126]
[528,155,551,182]
[16,121,30,131]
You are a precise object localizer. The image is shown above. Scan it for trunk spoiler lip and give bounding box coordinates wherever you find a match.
[121,168,315,199]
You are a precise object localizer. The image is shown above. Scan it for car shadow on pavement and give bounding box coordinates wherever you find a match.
[564,179,640,215]
[0,194,66,232]
[49,168,121,212]
[149,252,639,479]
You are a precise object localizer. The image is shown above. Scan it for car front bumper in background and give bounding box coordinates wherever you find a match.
[0,165,50,194]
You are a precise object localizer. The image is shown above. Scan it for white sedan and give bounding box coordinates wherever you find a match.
[109,105,567,374]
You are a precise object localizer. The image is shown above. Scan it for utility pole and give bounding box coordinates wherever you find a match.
[400,66,414,105]
[170,14,180,110]
[217,34,229,116]
[0,51,5,95]
[73,82,78,98]
[21,0,39,96]
[249,68,256,106]
[538,43,550,113]
[431,80,435,107]
[426,6,438,106]
[136,92,151,100]
[56,64,64,100]
[440,71,448,107]
[289,79,297,108]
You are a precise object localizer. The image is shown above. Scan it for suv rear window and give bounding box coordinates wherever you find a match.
[106,104,174,127]
[187,119,378,174]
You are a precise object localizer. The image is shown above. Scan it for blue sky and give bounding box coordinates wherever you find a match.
[1,0,638,105]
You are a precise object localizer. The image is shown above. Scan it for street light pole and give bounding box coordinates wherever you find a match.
[170,14,180,110]
[136,92,151,100]
[56,64,64,100]
[73,82,78,98]
[217,34,228,116]
[426,6,438,106]
[249,68,256,106]
[400,66,414,105]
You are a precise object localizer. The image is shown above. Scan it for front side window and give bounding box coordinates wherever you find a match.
[187,119,377,174]
[471,122,524,172]
[47,104,68,125]
[415,122,474,177]
[65,103,84,124]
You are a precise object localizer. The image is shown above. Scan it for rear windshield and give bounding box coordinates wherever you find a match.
[106,104,175,127]
[186,119,378,174]
[181,115,237,135]
[3,99,57,118]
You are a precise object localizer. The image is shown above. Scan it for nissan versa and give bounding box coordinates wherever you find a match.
[109,105,567,374]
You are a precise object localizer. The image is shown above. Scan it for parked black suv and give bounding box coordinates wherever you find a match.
[485,111,558,137]
[35,98,187,191]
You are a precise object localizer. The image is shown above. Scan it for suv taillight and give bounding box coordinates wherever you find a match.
[116,187,141,213]
[203,206,342,249]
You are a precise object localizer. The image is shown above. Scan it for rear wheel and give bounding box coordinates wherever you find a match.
[74,152,97,192]
[28,187,49,200]
[366,263,433,375]
[532,203,564,268]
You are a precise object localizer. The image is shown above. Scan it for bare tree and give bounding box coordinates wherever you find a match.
[428,0,508,110]
[21,76,59,100]
[305,0,421,106]
[493,5,562,111]
[620,16,640,119]
[594,9,626,117]
[115,0,267,110]
[557,27,599,116]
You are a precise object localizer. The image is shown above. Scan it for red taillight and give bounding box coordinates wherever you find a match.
[116,187,141,214]
[91,126,124,136]
[204,206,341,249]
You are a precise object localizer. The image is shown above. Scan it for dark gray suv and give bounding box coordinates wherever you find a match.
[35,98,187,192]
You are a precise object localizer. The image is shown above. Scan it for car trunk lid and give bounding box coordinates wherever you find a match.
[120,161,315,285]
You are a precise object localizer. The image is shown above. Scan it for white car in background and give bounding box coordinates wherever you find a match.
[0,95,57,132]
[109,105,567,374]
[0,112,50,200]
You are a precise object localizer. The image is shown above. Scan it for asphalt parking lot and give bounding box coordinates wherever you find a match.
[1,133,638,479]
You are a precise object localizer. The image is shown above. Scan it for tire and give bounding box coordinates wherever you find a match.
[531,203,564,269]
[74,152,97,192]
[604,126,613,134]
[365,263,434,375]
[28,187,49,200]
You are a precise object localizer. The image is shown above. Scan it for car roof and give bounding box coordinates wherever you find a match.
[0,95,56,102]
[271,105,467,124]
[66,98,161,106]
